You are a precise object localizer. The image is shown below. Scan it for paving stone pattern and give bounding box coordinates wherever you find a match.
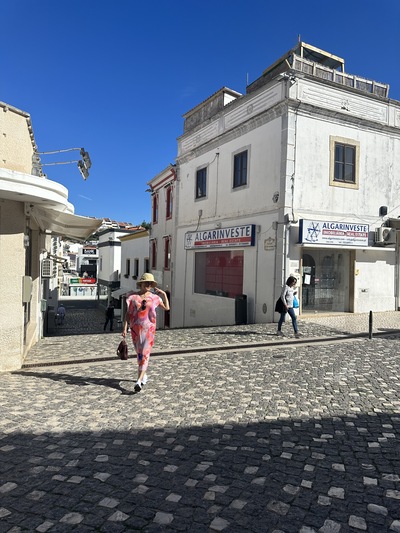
[0,308,400,531]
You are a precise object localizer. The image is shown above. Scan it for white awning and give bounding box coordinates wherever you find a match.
[111,287,130,299]
[31,206,102,241]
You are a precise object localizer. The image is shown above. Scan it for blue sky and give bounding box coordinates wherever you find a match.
[1,0,398,225]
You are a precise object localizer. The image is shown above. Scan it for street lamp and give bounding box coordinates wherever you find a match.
[33,147,93,180]
[78,148,92,180]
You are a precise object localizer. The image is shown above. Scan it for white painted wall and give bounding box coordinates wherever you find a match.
[172,58,400,327]
[354,249,396,312]
[119,233,150,294]
[0,201,25,370]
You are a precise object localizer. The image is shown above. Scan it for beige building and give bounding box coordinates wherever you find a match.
[0,101,101,371]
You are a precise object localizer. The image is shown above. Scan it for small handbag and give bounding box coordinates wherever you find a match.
[275,297,285,313]
[293,295,299,308]
[117,339,129,360]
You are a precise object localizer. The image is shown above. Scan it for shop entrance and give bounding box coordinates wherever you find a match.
[301,249,351,313]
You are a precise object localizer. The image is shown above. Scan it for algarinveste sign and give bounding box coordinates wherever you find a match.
[299,219,369,247]
[185,224,256,249]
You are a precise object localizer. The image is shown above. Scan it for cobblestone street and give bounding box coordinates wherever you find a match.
[1,307,400,532]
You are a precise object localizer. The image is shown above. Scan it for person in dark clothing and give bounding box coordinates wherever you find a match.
[277,276,300,338]
[104,302,115,332]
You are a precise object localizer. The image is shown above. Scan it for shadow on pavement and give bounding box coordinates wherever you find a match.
[12,370,133,394]
[0,413,399,531]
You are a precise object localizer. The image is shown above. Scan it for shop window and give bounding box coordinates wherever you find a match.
[233,150,248,188]
[329,136,359,189]
[166,186,173,218]
[194,250,243,298]
[196,167,207,199]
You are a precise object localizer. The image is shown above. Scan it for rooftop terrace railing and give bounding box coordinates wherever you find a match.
[293,55,389,98]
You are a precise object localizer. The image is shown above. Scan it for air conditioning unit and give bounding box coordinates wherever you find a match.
[375,227,396,245]
[41,258,53,278]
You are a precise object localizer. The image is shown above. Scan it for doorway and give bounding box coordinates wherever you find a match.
[164,290,170,328]
[301,249,351,313]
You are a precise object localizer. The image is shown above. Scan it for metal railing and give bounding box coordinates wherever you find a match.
[293,56,389,98]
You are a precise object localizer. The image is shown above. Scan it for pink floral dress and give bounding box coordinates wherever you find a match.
[125,292,162,372]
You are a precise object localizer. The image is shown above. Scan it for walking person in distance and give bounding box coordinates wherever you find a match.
[57,303,66,325]
[104,302,115,332]
[277,275,300,338]
[122,273,170,393]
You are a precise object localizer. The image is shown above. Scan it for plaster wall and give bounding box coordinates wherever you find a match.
[178,117,283,226]
[293,111,400,221]
[0,200,25,370]
[120,235,150,293]
[0,105,34,173]
[354,249,396,312]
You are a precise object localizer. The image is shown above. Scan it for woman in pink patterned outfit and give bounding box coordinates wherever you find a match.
[122,273,170,392]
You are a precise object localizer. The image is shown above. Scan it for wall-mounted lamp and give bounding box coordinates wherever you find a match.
[23,235,30,248]
[379,206,388,217]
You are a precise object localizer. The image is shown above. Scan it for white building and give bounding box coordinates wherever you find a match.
[97,225,143,307]
[0,100,101,371]
[146,164,176,328]
[111,228,150,319]
[169,42,400,328]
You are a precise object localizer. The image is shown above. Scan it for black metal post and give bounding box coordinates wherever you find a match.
[369,310,373,339]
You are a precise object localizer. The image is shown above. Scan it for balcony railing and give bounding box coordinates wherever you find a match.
[293,55,389,98]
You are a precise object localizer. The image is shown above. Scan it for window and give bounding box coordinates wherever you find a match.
[152,194,158,224]
[144,257,150,273]
[233,150,248,188]
[151,240,157,269]
[164,237,171,270]
[125,258,130,277]
[196,167,207,199]
[134,259,139,278]
[194,250,243,298]
[166,186,173,218]
[330,136,359,189]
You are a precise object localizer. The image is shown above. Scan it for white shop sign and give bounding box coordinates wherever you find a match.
[185,224,255,249]
[299,219,369,247]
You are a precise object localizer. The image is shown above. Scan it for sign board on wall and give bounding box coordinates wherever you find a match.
[185,224,256,249]
[70,277,96,285]
[299,219,369,247]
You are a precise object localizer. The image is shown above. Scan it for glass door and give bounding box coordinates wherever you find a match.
[302,249,350,313]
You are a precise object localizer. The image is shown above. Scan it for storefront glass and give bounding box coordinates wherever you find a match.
[302,249,350,312]
[194,250,243,298]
